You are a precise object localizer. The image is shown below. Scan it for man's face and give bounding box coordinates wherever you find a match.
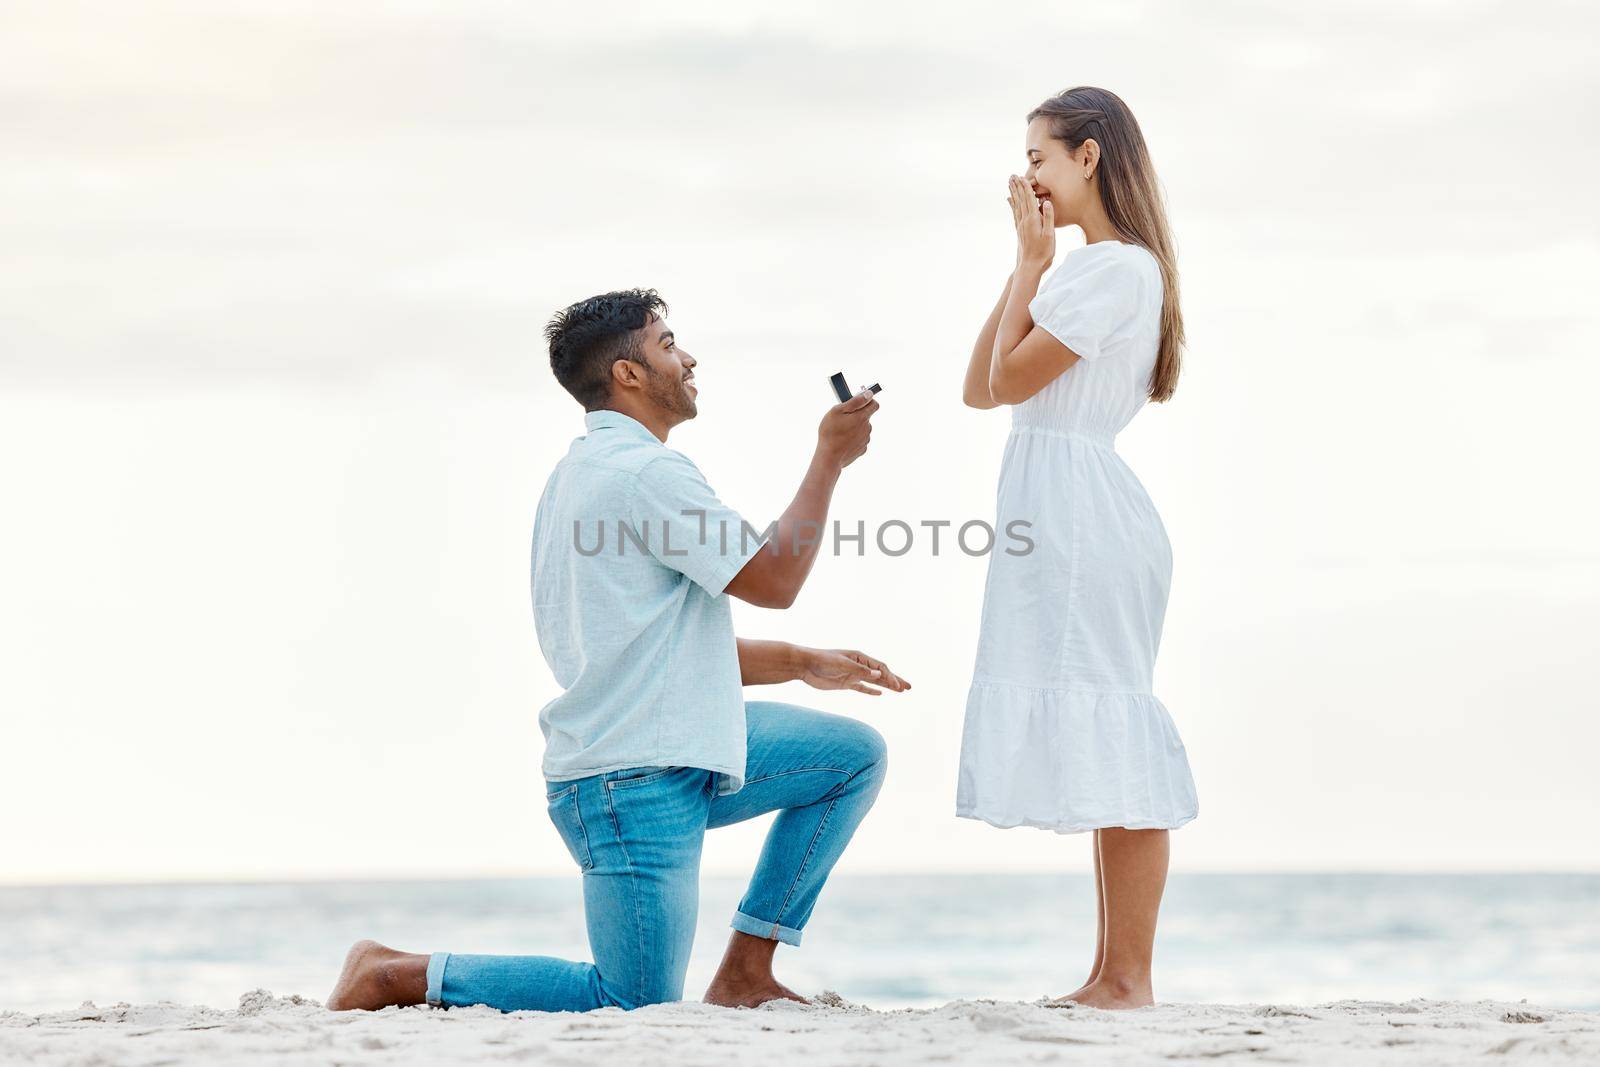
[633,316,697,421]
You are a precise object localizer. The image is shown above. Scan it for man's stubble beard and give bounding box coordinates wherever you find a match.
[645,364,697,421]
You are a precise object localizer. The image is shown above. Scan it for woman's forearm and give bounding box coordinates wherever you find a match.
[963,275,1013,409]
[989,263,1046,399]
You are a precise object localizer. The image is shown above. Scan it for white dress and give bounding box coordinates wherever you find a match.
[957,240,1199,834]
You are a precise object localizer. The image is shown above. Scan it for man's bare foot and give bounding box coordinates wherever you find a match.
[703,973,809,1009]
[701,930,808,1009]
[326,939,429,1011]
[1048,975,1154,1010]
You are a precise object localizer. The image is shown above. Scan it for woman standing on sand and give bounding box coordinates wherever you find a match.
[957,85,1198,1010]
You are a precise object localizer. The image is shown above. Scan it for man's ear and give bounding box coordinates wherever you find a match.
[611,358,644,393]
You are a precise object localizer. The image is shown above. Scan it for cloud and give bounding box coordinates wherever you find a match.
[2,0,1596,384]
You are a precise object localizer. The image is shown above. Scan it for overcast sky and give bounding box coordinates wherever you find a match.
[3,0,1598,884]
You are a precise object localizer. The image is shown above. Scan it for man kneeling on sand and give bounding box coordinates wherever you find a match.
[328,288,909,1012]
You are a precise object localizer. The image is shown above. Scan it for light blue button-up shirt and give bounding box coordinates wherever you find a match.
[531,409,767,794]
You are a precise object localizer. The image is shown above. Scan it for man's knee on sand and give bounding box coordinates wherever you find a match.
[597,980,673,1012]
[594,955,693,1011]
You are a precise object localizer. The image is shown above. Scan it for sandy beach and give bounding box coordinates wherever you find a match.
[3,990,1596,1065]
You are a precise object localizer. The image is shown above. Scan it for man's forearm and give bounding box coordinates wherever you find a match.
[759,449,842,594]
[736,638,807,685]
[725,391,874,609]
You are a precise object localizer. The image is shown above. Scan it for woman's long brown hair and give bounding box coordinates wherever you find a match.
[1027,87,1183,402]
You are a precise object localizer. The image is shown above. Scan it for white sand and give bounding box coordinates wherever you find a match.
[3,990,1596,1065]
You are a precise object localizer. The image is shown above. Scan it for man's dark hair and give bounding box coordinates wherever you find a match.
[544,289,669,410]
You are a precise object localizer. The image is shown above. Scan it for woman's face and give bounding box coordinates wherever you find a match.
[1024,116,1088,229]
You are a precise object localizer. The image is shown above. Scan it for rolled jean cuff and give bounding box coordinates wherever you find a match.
[730,911,803,947]
[425,952,450,1006]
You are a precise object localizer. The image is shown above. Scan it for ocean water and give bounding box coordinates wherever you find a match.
[2,873,1596,1015]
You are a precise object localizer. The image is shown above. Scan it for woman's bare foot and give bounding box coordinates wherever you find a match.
[1048,983,1094,1007]
[701,931,809,1009]
[325,939,429,1011]
[1049,975,1154,1010]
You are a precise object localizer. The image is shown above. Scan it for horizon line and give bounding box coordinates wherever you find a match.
[5,867,1599,891]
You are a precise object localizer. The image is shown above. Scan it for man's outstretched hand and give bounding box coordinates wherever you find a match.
[799,648,911,696]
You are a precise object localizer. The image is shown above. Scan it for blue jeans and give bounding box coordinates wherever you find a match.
[425,701,887,1012]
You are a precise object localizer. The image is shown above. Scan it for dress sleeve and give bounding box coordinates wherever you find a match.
[1026,254,1150,362]
[629,451,768,595]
